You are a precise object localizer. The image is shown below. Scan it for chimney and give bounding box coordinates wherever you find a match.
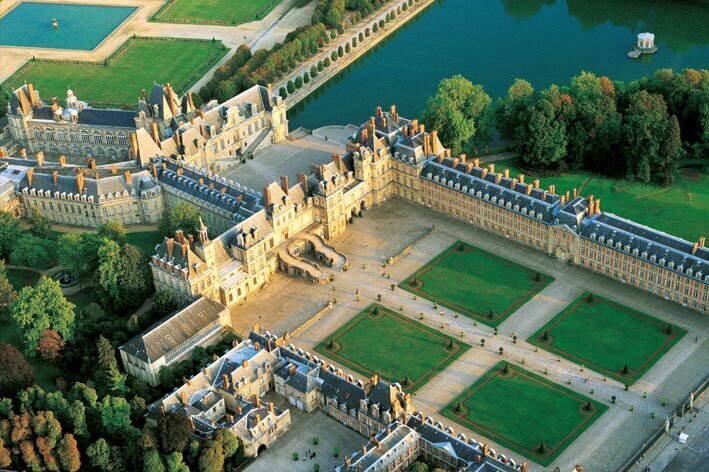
[222,374,230,389]
[431,130,440,155]
[361,445,367,455]
[20,148,27,158]
[542,190,548,201]
[254,394,261,408]
[124,170,132,184]
[503,169,509,178]
[297,172,308,191]
[269,402,275,415]
[472,157,479,167]
[242,359,249,368]
[483,444,489,456]
[419,124,425,134]
[345,457,351,467]
[699,236,706,248]
[254,341,260,350]
[371,374,379,386]
[549,184,556,195]
[88,158,96,170]
[0,148,6,158]
[692,242,698,255]
[254,413,261,425]
[488,163,495,173]
[151,122,160,144]
[35,151,44,167]
[526,184,533,196]
[452,158,459,169]
[466,162,473,173]
[159,405,165,416]
[267,83,273,98]
[27,168,34,185]
[180,391,187,404]
[533,178,540,189]
[410,118,419,133]
[375,106,382,117]
[58,155,66,167]
[521,462,527,472]
[481,168,488,179]
[595,198,601,214]
[573,187,578,198]
[175,230,185,244]
[588,200,595,216]
[52,171,58,185]
[333,153,343,170]
[518,173,525,184]
[76,172,85,194]
[237,406,243,415]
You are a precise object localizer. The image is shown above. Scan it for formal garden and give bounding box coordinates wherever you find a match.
[442,362,607,466]
[315,304,469,392]
[1,37,228,109]
[529,293,686,384]
[153,0,282,25]
[400,241,553,326]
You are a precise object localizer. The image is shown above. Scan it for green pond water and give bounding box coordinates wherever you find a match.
[288,0,709,130]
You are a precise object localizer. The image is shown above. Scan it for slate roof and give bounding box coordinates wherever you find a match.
[422,157,559,223]
[16,166,154,199]
[158,158,263,224]
[580,212,709,282]
[119,296,227,363]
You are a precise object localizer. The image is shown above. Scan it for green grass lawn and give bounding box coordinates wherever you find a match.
[126,231,163,257]
[400,241,553,326]
[156,0,281,25]
[6,268,41,291]
[0,320,60,391]
[529,294,686,384]
[483,158,707,243]
[315,304,469,392]
[442,363,607,466]
[2,38,228,108]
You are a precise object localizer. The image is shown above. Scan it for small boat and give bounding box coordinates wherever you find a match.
[627,49,641,59]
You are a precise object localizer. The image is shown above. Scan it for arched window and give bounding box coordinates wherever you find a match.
[49,144,58,154]
[92,132,102,144]
[81,131,90,143]
[117,133,128,146]
[33,128,43,140]
[108,148,117,160]
[85,146,93,156]
[105,132,115,145]
[119,149,128,159]
[45,129,55,141]
[57,130,67,142]
[69,131,78,142]
[96,147,105,157]
[72,145,81,155]
[60,144,69,154]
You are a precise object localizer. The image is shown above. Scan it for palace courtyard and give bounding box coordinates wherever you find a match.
[400,241,553,326]
[529,294,687,385]
[441,362,607,467]
[315,304,469,392]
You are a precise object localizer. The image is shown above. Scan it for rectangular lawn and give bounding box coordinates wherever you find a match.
[156,0,281,25]
[315,304,469,392]
[529,294,686,384]
[2,37,228,108]
[442,363,607,466]
[400,241,553,326]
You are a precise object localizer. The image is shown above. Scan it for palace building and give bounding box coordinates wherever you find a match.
[4,83,288,172]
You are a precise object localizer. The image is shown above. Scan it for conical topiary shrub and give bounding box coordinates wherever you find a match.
[327,339,334,349]
[536,443,548,455]
[542,330,550,342]
[402,376,411,386]
[534,272,542,282]
[621,365,630,376]
[447,339,454,350]
[458,243,466,252]
[502,363,510,375]
[665,324,673,335]
[454,401,463,413]
[587,293,595,303]
[373,306,380,316]
[583,401,593,412]
[486,310,495,320]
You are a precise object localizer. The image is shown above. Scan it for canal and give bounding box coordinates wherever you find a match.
[288,0,709,130]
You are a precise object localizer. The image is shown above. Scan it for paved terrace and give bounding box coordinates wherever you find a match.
[228,198,709,471]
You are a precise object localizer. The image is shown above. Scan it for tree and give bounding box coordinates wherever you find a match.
[98,239,123,304]
[56,434,81,472]
[143,448,166,472]
[98,221,126,244]
[198,440,224,472]
[28,208,53,239]
[159,203,201,237]
[279,86,288,98]
[37,329,65,361]
[423,75,492,155]
[287,80,295,94]
[622,90,674,182]
[216,80,236,103]
[57,233,102,285]
[10,234,55,269]
[11,277,75,356]
[100,396,132,437]
[158,413,193,453]
[86,438,111,470]
[164,451,189,472]
[0,211,22,258]
[0,260,17,312]
[0,342,35,397]
[494,78,535,144]
[517,87,569,168]
[658,115,682,186]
